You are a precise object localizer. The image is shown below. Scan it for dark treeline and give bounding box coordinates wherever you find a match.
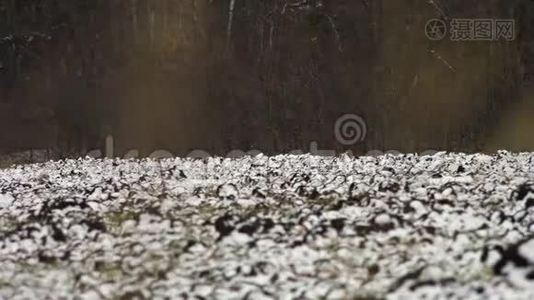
[0,0,532,156]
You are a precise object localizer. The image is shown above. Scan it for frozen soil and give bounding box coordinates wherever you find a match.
[1,153,534,299]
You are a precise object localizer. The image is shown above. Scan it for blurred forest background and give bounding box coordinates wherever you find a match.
[0,0,533,159]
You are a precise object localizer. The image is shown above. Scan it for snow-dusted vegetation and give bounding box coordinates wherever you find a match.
[1,152,534,299]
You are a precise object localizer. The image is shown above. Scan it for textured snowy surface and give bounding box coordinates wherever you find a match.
[1,152,534,299]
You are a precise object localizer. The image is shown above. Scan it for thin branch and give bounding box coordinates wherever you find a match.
[226,0,237,52]
[429,49,456,72]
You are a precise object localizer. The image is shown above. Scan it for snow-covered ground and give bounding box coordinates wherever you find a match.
[1,152,534,299]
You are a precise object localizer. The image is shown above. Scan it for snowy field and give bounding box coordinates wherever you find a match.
[1,153,534,299]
